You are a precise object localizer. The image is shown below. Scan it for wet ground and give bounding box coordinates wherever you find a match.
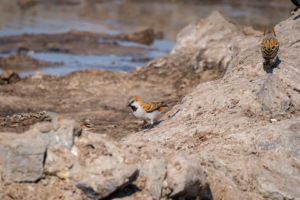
[0,0,294,76]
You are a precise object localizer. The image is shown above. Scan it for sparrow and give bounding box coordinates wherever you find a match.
[261,27,279,68]
[126,96,168,130]
[41,111,91,129]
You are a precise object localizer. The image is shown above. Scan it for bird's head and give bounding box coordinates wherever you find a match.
[126,96,142,107]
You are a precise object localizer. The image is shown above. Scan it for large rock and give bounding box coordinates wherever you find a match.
[0,119,81,182]
[44,131,139,199]
[165,153,210,199]
[141,11,256,87]
[43,147,75,177]
[76,165,139,199]
[145,159,167,199]
[171,11,239,74]
[257,171,300,200]
[123,9,300,200]
[0,135,46,182]
[137,151,211,200]
[35,119,81,149]
[43,131,211,200]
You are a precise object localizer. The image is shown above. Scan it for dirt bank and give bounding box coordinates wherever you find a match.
[123,9,300,200]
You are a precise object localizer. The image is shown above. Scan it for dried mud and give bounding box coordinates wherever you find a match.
[0,28,159,56]
[0,53,220,139]
[0,54,61,72]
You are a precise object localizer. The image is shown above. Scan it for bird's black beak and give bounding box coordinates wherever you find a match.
[126,102,131,107]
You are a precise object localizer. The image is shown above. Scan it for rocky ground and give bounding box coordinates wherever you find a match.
[0,9,299,200]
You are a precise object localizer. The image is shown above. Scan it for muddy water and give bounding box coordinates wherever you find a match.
[0,0,294,76]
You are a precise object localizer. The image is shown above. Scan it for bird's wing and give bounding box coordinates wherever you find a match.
[77,122,91,129]
[143,102,168,112]
[261,38,279,59]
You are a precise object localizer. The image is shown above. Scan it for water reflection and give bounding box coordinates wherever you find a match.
[0,0,294,40]
[0,39,173,77]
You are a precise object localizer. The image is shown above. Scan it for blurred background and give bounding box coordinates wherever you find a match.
[0,0,295,76]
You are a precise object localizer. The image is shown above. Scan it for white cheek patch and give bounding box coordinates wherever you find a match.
[131,101,140,107]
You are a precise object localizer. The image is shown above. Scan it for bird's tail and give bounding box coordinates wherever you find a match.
[158,100,179,112]
[263,59,273,67]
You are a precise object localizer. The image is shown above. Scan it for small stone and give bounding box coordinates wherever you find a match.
[162,180,168,188]
[56,171,70,180]
[135,66,142,71]
[0,70,14,80]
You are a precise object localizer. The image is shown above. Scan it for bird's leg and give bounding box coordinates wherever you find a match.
[136,120,147,132]
[141,120,147,127]
[147,120,154,131]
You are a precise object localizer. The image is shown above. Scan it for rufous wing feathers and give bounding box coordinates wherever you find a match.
[143,102,168,112]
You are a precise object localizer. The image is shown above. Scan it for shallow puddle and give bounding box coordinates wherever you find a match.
[0,40,173,77]
[0,0,294,76]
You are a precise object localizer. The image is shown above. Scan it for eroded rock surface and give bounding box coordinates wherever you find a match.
[0,119,210,199]
[0,119,80,182]
[123,9,300,200]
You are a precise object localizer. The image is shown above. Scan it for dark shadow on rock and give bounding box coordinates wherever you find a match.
[263,57,281,74]
[142,120,164,130]
[139,109,182,131]
[197,186,214,200]
[168,109,181,118]
[263,66,273,74]
[102,184,141,200]
[76,183,141,200]
[172,184,214,200]
[76,184,100,199]
[293,13,300,20]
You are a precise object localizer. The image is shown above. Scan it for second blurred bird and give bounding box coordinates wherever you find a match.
[261,27,279,68]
